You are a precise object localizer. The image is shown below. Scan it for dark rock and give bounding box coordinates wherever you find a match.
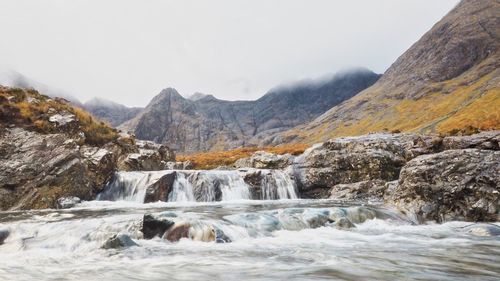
[144,172,177,203]
[101,234,138,249]
[215,228,231,243]
[0,228,9,244]
[386,149,499,222]
[141,214,174,239]
[56,196,81,209]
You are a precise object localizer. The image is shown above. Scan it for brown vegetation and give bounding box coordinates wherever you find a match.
[0,86,118,145]
[177,143,309,169]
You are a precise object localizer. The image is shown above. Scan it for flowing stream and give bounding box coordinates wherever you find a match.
[0,170,499,281]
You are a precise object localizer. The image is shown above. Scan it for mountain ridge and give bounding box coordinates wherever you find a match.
[269,0,499,145]
[121,68,381,152]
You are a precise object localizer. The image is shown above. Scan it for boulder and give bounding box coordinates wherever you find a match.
[144,172,177,203]
[386,149,499,222]
[234,151,294,169]
[163,221,216,243]
[56,196,81,209]
[0,228,9,244]
[442,131,499,150]
[164,161,194,170]
[292,134,410,197]
[101,234,138,249]
[141,214,174,239]
[329,180,386,201]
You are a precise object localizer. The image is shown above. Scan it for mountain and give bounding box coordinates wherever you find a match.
[272,0,499,145]
[0,69,82,106]
[83,98,142,127]
[120,68,380,152]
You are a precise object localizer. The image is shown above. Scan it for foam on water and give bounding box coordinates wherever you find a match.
[1,201,499,281]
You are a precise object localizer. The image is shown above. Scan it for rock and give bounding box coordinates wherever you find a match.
[0,228,9,244]
[292,134,410,197]
[332,217,355,229]
[164,161,194,170]
[101,234,138,249]
[463,224,500,237]
[56,196,81,209]
[117,140,175,171]
[144,172,177,203]
[386,149,500,222]
[329,180,387,202]
[162,221,216,242]
[442,131,499,150]
[48,113,76,126]
[141,214,175,239]
[214,228,231,243]
[234,151,294,169]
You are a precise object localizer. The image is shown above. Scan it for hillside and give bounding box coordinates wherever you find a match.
[121,69,380,152]
[271,0,499,145]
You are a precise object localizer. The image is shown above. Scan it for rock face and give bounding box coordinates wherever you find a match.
[386,149,499,222]
[273,0,499,145]
[143,172,177,203]
[329,180,387,202]
[120,69,380,152]
[116,140,175,171]
[0,86,174,210]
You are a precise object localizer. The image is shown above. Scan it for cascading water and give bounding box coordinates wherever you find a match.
[98,169,297,203]
[260,170,298,200]
[96,171,171,202]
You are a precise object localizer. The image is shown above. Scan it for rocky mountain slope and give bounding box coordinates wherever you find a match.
[83,98,142,126]
[271,0,499,145]
[121,69,380,152]
[0,86,174,210]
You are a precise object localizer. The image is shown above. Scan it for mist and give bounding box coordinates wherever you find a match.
[0,0,458,106]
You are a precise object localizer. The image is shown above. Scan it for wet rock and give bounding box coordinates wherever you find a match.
[144,172,177,203]
[463,224,500,237]
[386,149,500,222]
[101,234,138,249]
[235,151,294,169]
[0,228,9,244]
[56,196,81,209]
[333,217,355,229]
[329,180,387,201]
[215,228,231,243]
[163,221,216,242]
[141,214,174,239]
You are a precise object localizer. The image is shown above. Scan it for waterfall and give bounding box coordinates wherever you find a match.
[261,170,298,200]
[98,169,297,203]
[96,171,171,202]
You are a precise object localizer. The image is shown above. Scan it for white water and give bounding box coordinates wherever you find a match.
[1,200,499,281]
[261,170,298,200]
[97,171,171,202]
[99,169,297,203]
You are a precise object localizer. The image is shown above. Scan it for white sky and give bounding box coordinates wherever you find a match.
[0,0,459,107]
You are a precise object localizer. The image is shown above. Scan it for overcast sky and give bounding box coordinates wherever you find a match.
[0,0,458,107]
